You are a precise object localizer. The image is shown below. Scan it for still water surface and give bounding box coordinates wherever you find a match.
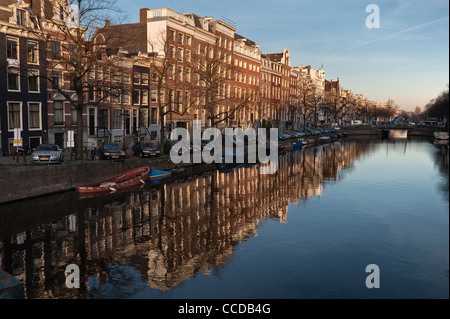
[0,137,448,299]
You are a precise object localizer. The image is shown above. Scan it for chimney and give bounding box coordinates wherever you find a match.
[140,8,149,24]
[104,20,110,27]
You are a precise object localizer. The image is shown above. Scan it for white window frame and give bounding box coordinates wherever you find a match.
[28,102,42,130]
[7,67,21,92]
[27,40,39,65]
[28,69,40,93]
[7,101,23,131]
[6,36,19,60]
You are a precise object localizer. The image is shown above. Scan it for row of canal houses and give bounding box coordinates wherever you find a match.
[1,0,347,155]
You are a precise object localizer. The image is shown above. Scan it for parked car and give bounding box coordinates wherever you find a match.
[31,144,64,164]
[98,143,126,160]
[132,141,161,158]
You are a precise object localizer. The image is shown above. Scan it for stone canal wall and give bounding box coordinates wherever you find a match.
[0,158,212,204]
[346,126,437,137]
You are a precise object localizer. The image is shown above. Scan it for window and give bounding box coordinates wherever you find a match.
[186,49,191,62]
[8,102,21,130]
[7,37,18,60]
[169,65,174,79]
[52,71,63,90]
[113,109,122,129]
[133,89,140,105]
[110,89,119,103]
[169,45,174,59]
[29,103,41,129]
[141,89,148,105]
[169,89,174,111]
[122,93,130,105]
[53,101,64,126]
[71,105,77,125]
[133,72,140,85]
[28,70,39,92]
[51,42,61,60]
[151,88,157,103]
[123,73,130,83]
[142,73,149,85]
[27,41,39,64]
[60,5,65,21]
[185,67,190,82]
[98,109,109,129]
[196,43,200,54]
[178,33,183,45]
[177,47,183,62]
[151,107,157,124]
[186,36,191,46]
[7,68,20,91]
[176,91,182,113]
[113,71,121,82]
[17,9,26,26]
[177,66,182,81]
[169,30,175,41]
[88,85,94,101]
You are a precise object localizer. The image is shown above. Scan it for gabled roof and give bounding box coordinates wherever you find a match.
[265,53,284,63]
[234,33,257,47]
[96,23,148,54]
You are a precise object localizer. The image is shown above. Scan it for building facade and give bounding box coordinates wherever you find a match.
[0,0,49,155]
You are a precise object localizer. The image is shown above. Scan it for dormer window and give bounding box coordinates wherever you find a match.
[17,9,26,26]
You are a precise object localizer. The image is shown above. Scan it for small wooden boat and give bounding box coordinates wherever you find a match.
[77,167,149,194]
[434,131,449,140]
[148,169,172,180]
[305,138,316,146]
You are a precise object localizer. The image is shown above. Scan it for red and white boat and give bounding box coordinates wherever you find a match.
[77,167,150,194]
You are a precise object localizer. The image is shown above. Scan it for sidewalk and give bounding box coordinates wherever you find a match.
[0,150,170,167]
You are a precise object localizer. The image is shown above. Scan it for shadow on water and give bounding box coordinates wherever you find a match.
[431,141,449,201]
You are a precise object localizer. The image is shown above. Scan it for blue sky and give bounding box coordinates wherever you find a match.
[115,0,449,112]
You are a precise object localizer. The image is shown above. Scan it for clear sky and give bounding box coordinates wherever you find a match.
[114,0,449,112]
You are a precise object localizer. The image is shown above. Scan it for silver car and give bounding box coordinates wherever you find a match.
[31,144,64,164]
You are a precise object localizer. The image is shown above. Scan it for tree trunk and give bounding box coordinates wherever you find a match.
[159,111,165,154]
[76,99,84,160]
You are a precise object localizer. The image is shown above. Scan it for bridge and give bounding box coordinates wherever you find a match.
[344,125,447,138]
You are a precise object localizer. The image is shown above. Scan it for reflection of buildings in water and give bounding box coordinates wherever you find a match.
[0,139,375,298]
[431,143,449,200]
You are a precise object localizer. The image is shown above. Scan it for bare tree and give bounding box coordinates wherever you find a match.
[148,30,199,153]
[22,0,124,158]
[324,89,347,125]
[193,41,251,129]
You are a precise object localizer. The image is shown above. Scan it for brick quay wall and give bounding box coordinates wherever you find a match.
[0,157,214,204]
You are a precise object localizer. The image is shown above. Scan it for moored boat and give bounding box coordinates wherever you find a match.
[77,167,149,194]
[305,138,316,145]
[148,169,172,180]
[434,131,449,140]
[318,136,331,144]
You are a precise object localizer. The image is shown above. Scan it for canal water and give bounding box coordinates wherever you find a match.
[0,137,448,299]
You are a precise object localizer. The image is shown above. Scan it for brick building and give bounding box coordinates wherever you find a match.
[0,0,49,154]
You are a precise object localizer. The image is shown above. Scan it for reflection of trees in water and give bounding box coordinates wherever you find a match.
[0,138,377,298]
[88,264,147,299]
[432,143,449,201]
